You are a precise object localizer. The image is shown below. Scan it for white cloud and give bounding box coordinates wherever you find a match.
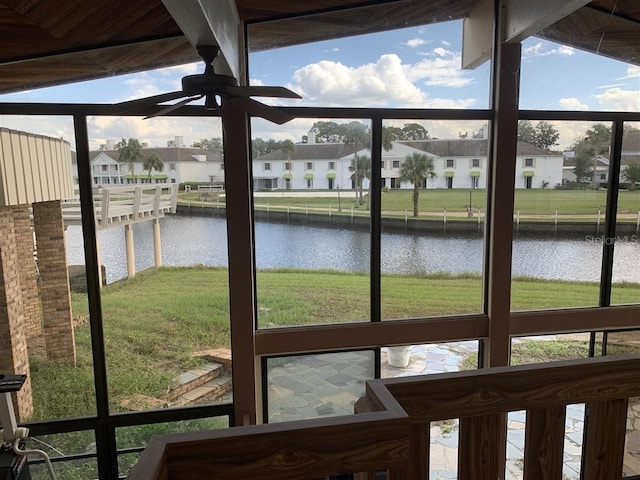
[288,53,476,108]
[522,42,575,59]
[433,47,447,57]
[332,47,340,52]
[441,40,451,47]
[594,87,640,111]
[405,38,426,48]
[559,97,589,110]
[619,65,640,80]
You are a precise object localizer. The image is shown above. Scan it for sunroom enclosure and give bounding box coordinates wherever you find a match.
[1,9,640,480]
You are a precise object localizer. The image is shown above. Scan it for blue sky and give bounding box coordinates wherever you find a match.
[0,19,638,150]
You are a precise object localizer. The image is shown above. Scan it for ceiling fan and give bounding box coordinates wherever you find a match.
[114,45,301,124]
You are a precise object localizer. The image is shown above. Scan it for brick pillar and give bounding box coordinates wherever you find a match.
[33,201,76,365]
[11,205,41,338]
[0,206,33,420]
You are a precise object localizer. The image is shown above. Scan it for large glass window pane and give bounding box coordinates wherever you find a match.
[0,117,97,423]
[248,16,490,110]
[380,120,488,319]
[266,350,375,422]
[520,38,640,113]
[253,118,371,328]
[84,116,231,414]
[612,123,640,305]
[511,121,611,311]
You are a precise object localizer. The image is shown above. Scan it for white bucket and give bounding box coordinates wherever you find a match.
[387,345,412,368]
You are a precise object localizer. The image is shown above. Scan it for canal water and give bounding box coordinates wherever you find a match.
[64,215,640,285]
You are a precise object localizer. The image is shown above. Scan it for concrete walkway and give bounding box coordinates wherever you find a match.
[266,342,640,479]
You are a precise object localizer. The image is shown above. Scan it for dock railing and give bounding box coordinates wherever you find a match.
[62,183,178,229]
[127,354,640,480]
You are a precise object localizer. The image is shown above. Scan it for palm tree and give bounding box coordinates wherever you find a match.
[280,139,295,190]
[399,152,436,217]
[117,138,143,182]
[143,153,164,181]
[349,155,371,206]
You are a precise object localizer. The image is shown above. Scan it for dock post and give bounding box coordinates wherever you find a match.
[153,218,162,268]
[125,224,135,279]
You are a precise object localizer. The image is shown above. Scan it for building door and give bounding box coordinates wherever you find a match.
[328,178,334,190]
[525,176,532,189]
[446,177,453,189]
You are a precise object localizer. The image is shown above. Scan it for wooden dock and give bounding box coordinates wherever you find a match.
[62,183,178,229]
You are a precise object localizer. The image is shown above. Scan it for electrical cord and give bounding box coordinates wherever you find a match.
[13,437,57,480]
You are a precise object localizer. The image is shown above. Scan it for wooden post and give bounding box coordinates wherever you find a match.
[125,224,135,279]
[153,218,162,268]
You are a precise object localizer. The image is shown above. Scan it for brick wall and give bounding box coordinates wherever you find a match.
[0,206,33,420]
[11,205,41,338]
[33,200,76,365]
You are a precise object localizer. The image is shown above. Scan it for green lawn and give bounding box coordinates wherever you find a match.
[27,266,640,475]
[182,189,640,217]
[31,266,640,419]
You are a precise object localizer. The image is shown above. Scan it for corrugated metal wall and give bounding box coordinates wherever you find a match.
[0,127,73,206]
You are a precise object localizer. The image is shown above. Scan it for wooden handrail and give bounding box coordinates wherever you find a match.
[127,354,640,480]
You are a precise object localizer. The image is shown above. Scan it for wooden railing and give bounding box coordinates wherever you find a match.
[62,183,178,229]
[127,355,640,480]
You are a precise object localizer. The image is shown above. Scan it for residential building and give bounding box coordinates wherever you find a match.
[255,137,563,190]
[74,137,224,186]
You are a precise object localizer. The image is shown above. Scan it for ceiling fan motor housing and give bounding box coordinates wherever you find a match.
[181,73,238,95]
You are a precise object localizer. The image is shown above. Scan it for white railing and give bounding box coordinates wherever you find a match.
[62,184,178,229]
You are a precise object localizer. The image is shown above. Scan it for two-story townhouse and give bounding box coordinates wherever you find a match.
[254,143,362,190]
[78,141,224,186]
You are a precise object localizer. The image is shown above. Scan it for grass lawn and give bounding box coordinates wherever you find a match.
[28,266,640,473]
[181,189,640,218]
[34,266,640,418]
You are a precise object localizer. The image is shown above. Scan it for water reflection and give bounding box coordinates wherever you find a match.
[65,216,639,284]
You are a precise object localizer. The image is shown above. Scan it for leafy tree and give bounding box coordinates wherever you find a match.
[252,138,286,158]
[622,162,640,190]
[517,121,537,145]
[117,138,144,178]
[533,121,560,151]
[192,137,223,155]
[401,123,430,140]
[349,155,371,206]
[399,152,436,217]
[517,120,559,150]
[585,124,612,154]
[143,153,164,180]
[573,145,595,184]
[310,121,341,143]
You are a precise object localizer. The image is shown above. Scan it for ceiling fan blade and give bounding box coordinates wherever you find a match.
[228,96,294,125]
[144,95,203,119]
[226,85,302,99]
[114,91,187,111]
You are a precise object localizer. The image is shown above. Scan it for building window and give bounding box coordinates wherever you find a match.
[264,162,271,171]
[525,158,534,167]
[170,163,176,171]
[392,160,400,169]
[285,162,293,171]
[446,159,455,168]
[472,159,480,168]
[600,173,606,180]
[220,164,224,171]
[328,161,335,170]
[306,162,313,170]
[101,164,108,172]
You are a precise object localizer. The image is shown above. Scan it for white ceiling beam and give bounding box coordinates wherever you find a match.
[462,0,590,70]
[461,0,494,70]
[161,0,242,81]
